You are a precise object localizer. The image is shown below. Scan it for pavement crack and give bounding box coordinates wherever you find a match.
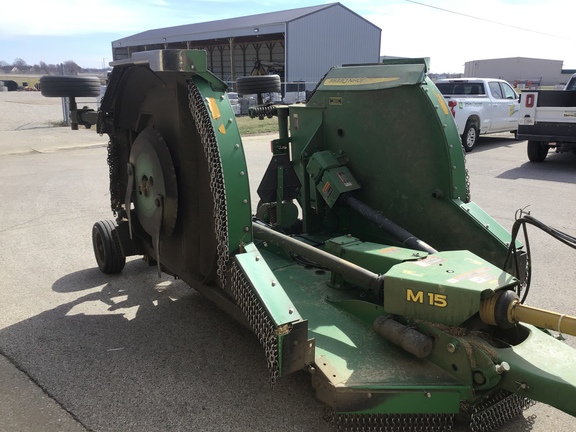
[0,348,93,431]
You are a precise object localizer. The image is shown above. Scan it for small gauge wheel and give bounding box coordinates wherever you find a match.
[92,220,126,274]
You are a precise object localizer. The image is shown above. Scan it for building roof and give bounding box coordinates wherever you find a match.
[113,3,379,46]
[466,56,562,63]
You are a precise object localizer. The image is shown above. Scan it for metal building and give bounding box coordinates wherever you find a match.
[464,57,576,88]
[111,3,381,92]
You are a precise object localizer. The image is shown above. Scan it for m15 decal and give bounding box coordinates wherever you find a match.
[406,289,447,308]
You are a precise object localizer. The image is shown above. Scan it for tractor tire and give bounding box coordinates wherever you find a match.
[3,80,18,91]
[40,75,101,98]
[236,75,281,95]
[527,140,548,162]
[92,220,126,274]
[461,122,479,152]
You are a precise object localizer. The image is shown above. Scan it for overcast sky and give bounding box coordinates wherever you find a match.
[0,0,574,73]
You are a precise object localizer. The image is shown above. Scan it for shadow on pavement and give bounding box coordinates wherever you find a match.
[0,259,553,432]
[497,152,576,184]
[467,134,520,154]
[0,260,328,432]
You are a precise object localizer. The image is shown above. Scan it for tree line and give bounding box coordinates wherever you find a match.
[0,58,105,75]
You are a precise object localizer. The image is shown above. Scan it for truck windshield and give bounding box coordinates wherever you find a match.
[436,82,485,96]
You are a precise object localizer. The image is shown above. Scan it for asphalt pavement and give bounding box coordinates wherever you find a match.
[0,123,575,432]
[0,125,105,432]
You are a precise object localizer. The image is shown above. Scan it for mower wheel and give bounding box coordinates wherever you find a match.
[461,122,479,152]
[40,75,101,98]
[92,220,126,274]
[236,75,281,95]
[527,140,548,162]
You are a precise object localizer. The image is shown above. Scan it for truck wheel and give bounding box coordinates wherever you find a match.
[462,122,479,152]
[527,140,548,162]
[40,75,101,98]
[92,220,126,274]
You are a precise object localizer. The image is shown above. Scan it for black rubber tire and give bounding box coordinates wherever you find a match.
[92,220,126,274]
[3,80,18,91]
[40,75,101,98]
[236,75,281,95]
[461,122,479,152]
[527,140,548,162]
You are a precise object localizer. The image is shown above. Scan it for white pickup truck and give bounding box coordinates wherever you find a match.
[435,78,520,151]
[517,80,576,162]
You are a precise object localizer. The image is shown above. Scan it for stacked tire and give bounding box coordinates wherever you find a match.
[39,75,101,98]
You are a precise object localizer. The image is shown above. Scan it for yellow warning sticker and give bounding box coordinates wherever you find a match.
[206,97,221,120]
[433,92,449,115]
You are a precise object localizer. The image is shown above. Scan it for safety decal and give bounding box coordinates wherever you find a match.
[413,256,445,267]
[434,92,449,115]
[205,97,221,120]
[447,266,494,284]
[322,181,333,198]
[337,171,353,187]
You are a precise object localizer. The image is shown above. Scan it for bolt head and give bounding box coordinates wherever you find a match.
[495,362,510,374]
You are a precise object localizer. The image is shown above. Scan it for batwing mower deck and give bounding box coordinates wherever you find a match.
[43,50,576,431]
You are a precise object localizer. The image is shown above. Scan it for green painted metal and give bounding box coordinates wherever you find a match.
[191,77,253,253]
[496,324,576,417]
[235,60,576,421]
[333,390,463,415]
[234,242,302,326]
[325,235,427,276]
[384,251,518,326]
[238,60,575,420]
[459,201,524,250]
[289,63,517,269]
[328,298,503,395]
[328,295,517,397]
[306,151,361,208]
[262,248,468,414]
[100,51,576,424]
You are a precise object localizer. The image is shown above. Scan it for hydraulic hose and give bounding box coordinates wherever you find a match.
[342,195,438,254]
